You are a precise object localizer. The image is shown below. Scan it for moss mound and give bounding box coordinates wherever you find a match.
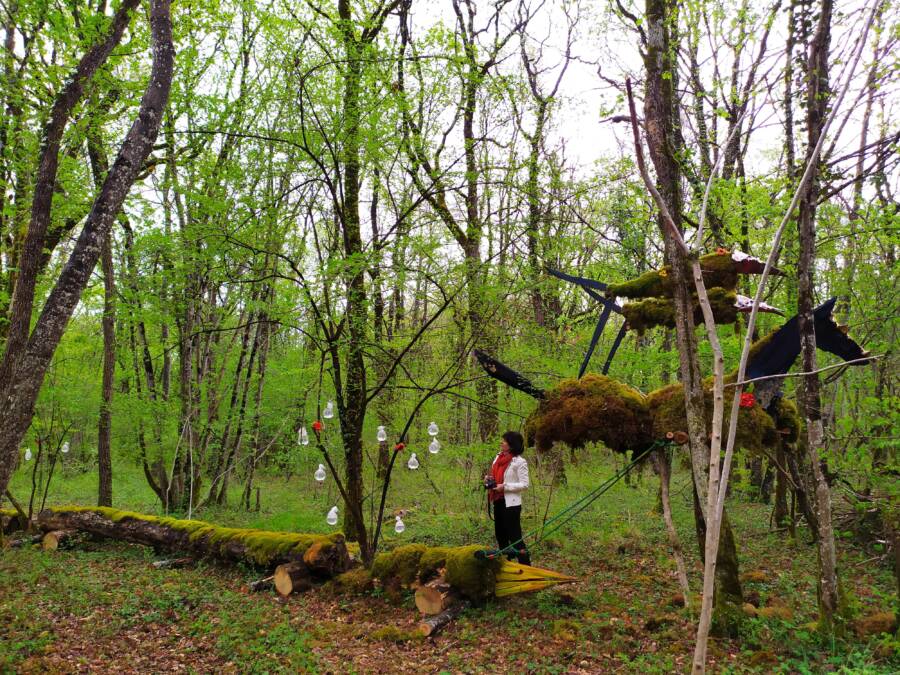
[444,545,500,601]
[524,374,653,454]
[606,252,739,300]
[646,382,778,454]
[370,626,425,643]
[622,288,738,334]
[371,543,428,586]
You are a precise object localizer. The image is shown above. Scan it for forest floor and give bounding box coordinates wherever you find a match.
[1,446,897,673]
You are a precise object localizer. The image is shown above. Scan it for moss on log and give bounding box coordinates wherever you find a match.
[36,507,350,573]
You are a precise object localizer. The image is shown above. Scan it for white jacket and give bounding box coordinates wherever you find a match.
[493,454,529,507]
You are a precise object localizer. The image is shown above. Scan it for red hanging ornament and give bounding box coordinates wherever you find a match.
[716,247,730,255]
[312,420,323,432]
[739,392,756,408]
[394,442,405,452]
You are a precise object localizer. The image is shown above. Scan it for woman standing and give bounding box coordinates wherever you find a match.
[487,431,531,565]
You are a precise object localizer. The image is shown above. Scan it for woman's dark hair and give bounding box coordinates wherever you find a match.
[502,431,525,456]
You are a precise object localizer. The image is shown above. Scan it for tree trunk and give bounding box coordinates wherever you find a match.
[796,0,844,635]
[642,0,742,642]
[97,234,115,507]
[0,0,174,500]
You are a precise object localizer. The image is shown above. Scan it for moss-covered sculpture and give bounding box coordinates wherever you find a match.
[607,251,741,299]
[524,374,653,453]
[622,288,738,333]
[646,382,778,455]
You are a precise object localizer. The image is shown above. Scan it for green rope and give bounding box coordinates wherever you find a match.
[481,440,672,560]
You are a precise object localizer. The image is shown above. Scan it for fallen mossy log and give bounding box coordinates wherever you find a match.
[36,507,350,575]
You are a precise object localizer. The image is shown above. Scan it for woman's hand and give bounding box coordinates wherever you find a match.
[495,484,505,494]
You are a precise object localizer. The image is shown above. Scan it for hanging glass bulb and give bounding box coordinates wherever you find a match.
[407,453,419,470]
[376,425,387,442]
[427,421,439,437]
[394,515,405,534]
[429,438,440,455]
[298,427,309,446]
[314,464,327,482]
[323,401,335,419]
[24,448,32,461]
[61,442,70,454]
[326,506,339,526]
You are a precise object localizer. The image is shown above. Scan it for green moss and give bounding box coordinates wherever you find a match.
[606,251,739,300]
[444,544,500,601]
[371,543,427,585]
[417,546,451,581]
[769,397,801,444]
[524,374,653,454]
[42,507,340,566]
[646,381,777,454]
[329,568,373,595]
[621,288,738,334]
[607,269,670,299]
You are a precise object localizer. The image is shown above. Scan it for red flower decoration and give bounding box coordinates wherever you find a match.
[394,442,405,452]
[716,247,730,255]
[312,420,323,432]
[739,392,756,408]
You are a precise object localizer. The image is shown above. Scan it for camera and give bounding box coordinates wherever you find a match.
[483,476,497,490]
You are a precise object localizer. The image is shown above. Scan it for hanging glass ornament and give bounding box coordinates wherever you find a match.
[323,401,335,419]
[298,427,309,446]
[407,453,419,470]
[314,464,327,482]
[61,442,70,454]
[427,421,439,437]
[326,506,339,526]
[24,448,32,461]
[376,425,387,442]
[394,515,405,534]
[428,438,440,454]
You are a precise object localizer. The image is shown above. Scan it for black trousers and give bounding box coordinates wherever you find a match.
[493,498,530,565]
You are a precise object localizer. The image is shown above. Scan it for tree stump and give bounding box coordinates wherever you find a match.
[274,562,313,596]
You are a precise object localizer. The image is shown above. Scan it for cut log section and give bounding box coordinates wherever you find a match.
[249,575,275,593]
[42,529,86,551]
[274,562,313,596]
[416,601,469,637]
[415,576,461,615]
